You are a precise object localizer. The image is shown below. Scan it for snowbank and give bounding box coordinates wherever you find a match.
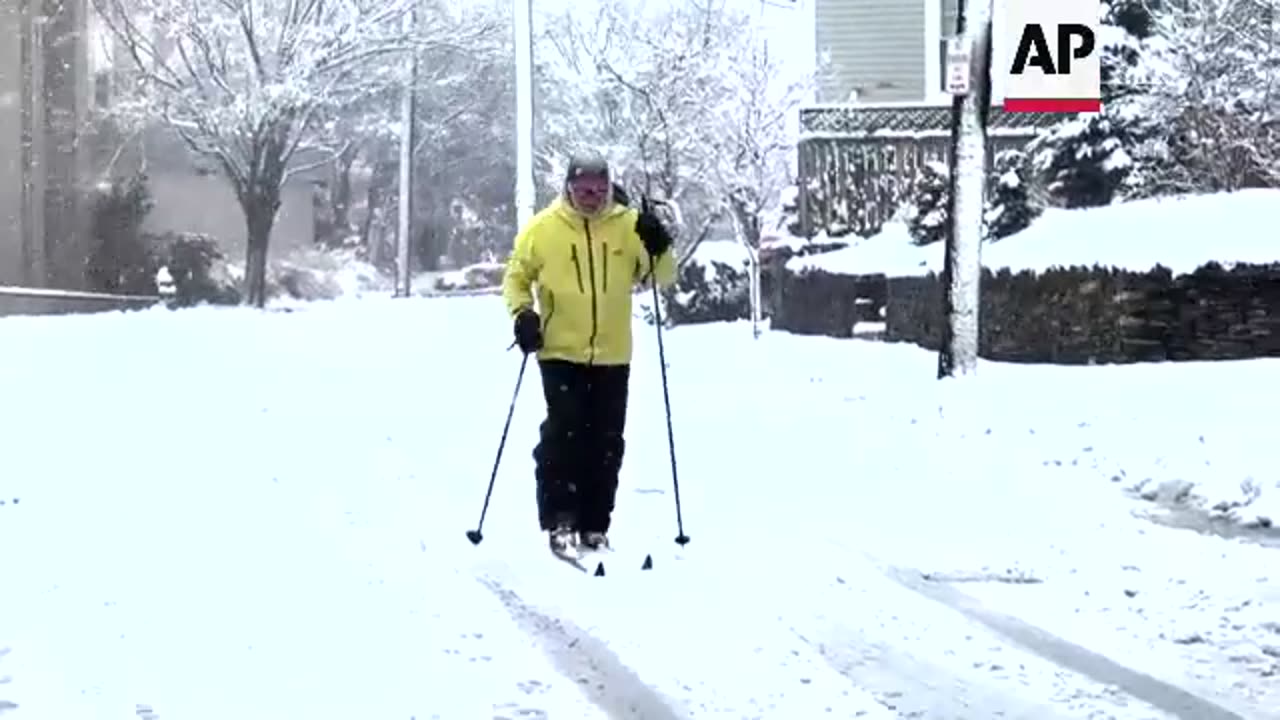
[271,248,389,297]
[222,248,398,308]
[788,189,1280,277]
[433,262,506,293]
[784,223,921,276]
[687,240,751,284]
[692,239,750,268]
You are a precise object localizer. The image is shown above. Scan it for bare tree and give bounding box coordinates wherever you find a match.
[710,35,805,334]
[540,1,706,245]
[322,15,508,269]
[93,0,492,306]
[938,0,993,378]
[539,0,801,271]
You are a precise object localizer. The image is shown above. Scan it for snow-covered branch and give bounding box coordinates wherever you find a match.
[1125,0,1280,191]
[535,0,804,270]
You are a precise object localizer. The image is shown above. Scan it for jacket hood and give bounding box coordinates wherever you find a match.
[551,193,628,224]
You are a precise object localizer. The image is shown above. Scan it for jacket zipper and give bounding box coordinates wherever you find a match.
[583,220,599,364]
[602,242,609,293]
[570,245,585,294]
[540,291,556,338]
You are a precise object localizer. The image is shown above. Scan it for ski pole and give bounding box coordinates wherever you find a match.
[466,353,530,545]
[648,251,690,546]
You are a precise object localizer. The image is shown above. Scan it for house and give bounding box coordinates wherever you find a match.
[815,0,1000,104]
[0,0,95,290]
[799,0,1061,237]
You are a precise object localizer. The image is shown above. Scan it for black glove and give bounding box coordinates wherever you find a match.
[636,197,673,257]
[513,308,543,354]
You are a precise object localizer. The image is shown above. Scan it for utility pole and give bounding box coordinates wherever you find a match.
[514,0,535,228]
[395,4,417,298]
[938,0,993,378]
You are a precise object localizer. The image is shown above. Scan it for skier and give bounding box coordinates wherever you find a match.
[501,155,677,558]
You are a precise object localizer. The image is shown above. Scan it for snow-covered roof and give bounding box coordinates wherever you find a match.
[787,189,1280,277]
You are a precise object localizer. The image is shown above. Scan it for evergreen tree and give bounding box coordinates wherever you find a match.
[1025,0,1158,207]
[906,161,949,246]
[984,149,1040,240]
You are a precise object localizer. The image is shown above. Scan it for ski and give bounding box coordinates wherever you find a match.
[550,547,590,573]
[548,537,653,576]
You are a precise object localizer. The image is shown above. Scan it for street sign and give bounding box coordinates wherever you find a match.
[946,36,971,95]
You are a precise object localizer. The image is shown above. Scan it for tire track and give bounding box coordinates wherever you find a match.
[477,575,687,720]
[880,564,1249,720]
[780,568,1144,719]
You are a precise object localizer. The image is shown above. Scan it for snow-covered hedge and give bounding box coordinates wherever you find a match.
[772,268,887,338]
[772,191,1280,363]
[789,190,1280,280]
[888,261,1280,364]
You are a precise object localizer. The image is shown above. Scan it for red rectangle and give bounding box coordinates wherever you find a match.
[1003,98,1103,113]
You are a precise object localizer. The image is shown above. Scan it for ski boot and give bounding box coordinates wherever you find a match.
[579,531,610,552]
[548,523,579,559]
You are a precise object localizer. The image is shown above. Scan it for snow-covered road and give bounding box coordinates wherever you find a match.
[0,296,1275,719]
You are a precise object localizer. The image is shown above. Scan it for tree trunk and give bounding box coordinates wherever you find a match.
[938,0,993,379]
[363,155,397,267]
[730,196,763,339]
[241,184,281,308]
[331,144,359,246]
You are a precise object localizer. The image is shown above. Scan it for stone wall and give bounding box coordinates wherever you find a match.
[777,262,1280,363]
[0,286,158,317]
[773,268,887,338]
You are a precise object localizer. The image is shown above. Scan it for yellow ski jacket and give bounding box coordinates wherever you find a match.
[502,196,677,366]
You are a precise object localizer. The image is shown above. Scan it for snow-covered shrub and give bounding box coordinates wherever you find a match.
[267,265,343,301]
[434,262,506,292]
[905,161,949,246]
[984,149,1041,240]
[153,233,241,307]
[262,248,384,301]
[86,173,159,295]
[664,256,750,326]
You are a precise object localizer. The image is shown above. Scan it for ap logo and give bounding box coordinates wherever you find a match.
[1002,0,1102,112]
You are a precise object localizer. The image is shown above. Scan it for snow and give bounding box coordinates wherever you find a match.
[0,298,1277,718]
[690,240,752,284]
[785,222,922,276]
[789,189,1280,277]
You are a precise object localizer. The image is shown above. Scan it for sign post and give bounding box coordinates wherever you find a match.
[945,36,971,96]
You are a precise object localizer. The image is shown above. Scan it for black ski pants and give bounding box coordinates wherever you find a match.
[533,360,630,533]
